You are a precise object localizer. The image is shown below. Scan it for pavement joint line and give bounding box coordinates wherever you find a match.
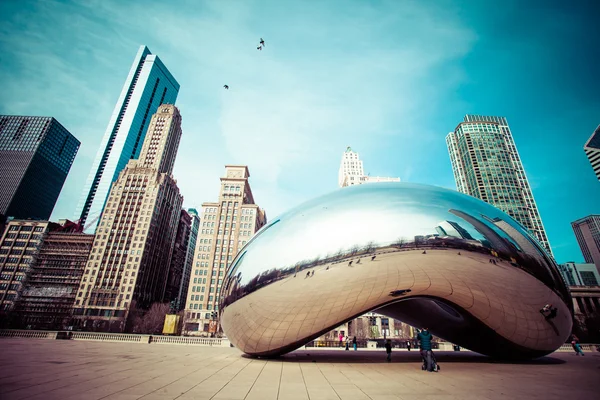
[208,357,253,400]
[243,359,267,400]
[172,355,244,400]
[137,353,228,399]
[298,363,312,400]
[94,353,200,400]
[315,362,342,400]
[339,367,374,400]
[276,361,283,400]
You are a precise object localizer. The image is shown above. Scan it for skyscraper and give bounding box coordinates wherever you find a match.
[15,223,93,330]
[177,208,200,311]
[572,215,600,273]
[338,146,400,188]
[183,166,266,335]
[164,210,192,307]
[0,116,79,219]
[73,105,183,332]
[446,115,552,255]
[76,46,179,232]
[0,220,51,318]
[584,125,600,181]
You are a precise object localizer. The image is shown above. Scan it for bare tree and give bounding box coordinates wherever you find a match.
[355,318,366,339]
[132,302,170,334]
[363,241,376,254]
[349,245,360,256]
[392,237,405,249]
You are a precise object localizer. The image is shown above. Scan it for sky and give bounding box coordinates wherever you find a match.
[0,0,598,264]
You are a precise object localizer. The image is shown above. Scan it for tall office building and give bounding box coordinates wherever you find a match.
[0,116,79,219]
[584,125,600,181]
[77,46,179,232]
[572,215,600,274]
[73,105,183,332]
[177,208,200,311]
[164,210,192,306]
[15,223,93,330]
[183,166,267,335]
[338,146,400,188]
[446,115,552,255]
[0,220,51,318]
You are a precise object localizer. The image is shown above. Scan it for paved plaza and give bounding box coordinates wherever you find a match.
[0,339,598,400]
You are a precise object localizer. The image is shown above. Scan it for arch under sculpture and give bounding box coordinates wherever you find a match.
[220,183,572,359]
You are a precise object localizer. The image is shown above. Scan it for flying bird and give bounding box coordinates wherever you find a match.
[260,38,265,46]
[256,46,262,51]
[223,85,229,90]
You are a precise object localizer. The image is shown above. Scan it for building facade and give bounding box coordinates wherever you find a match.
[446,115,552,255]
[177,208,200,311]
[183,166,267,335]
[584,125,600,181]
[73,105,184,332]
[0,220,51,320]
[76,45,180,232]
[338,146,400,188]
[572,215,600,273]
[164,210,192,308]
[0,116,79,220]
[14,224,93,329]
[558,262,600,287]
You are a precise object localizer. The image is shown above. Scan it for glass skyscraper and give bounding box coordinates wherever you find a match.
[0,116,79,219]
[584,125,600,181]
[76,45,179,232]
[446,115,552,255]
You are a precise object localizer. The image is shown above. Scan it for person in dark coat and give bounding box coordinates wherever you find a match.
[417,328,434,371]
[385,339,392,362]
[352,336,357,351]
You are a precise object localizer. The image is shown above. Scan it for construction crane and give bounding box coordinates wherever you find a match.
[55,212,102,233]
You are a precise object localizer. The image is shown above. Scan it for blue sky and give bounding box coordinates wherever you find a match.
[0,0,598,264]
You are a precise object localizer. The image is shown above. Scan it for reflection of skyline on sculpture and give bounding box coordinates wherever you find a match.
[221,183,572,359]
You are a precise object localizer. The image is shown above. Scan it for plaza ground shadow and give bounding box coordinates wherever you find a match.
[245,350,566,365]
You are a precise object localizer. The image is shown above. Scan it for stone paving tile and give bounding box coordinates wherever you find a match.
[0,339,598,400]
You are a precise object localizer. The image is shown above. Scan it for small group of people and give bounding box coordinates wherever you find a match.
[305,270,315,278]
[339,333,358,351]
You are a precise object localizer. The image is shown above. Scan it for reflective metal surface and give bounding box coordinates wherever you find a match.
[220,183,572,359]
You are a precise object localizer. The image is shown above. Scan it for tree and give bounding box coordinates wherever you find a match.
[392,237,405,249]
[132,302,170,334]
[363,241,376,254]
[355,318,366,339]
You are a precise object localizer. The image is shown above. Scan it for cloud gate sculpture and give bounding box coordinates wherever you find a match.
[220,183,572,359]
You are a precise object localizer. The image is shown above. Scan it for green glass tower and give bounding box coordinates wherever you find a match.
[446,115,552,255]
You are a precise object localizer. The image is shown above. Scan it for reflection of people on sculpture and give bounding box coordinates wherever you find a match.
[348,260,353,266]
[311,270,315,277]
[357,258,361,264]
[422,250,427,254]
[540,303,558,320]
[305,271,310,278]
[371,255,376,261]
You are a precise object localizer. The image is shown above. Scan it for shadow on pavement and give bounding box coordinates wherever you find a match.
[245,350,566,365]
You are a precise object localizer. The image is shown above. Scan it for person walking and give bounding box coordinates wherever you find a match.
[385,339,392,362]
[417,327,434,371]
[345,335,350,351]
[353,336,357,351]
[338,332,344,348]
[406,341,411,351]
[571,334,585,356]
